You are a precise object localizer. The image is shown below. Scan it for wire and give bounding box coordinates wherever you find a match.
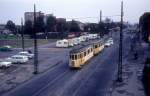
[65,15,121,20]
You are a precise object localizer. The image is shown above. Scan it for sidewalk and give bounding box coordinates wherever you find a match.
[111,42,148,96]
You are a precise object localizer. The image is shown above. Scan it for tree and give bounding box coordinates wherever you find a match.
[69,20,80,32]
[35,15,45,32]
[97,22,107,36]
[56,19,68,39]
[104,18,111,24]
[24,20,33,35]
[56,20,67,32]
[140,12,150,42]
[5,20,16,34]
[46,15,57,32]
[88,23,98,32]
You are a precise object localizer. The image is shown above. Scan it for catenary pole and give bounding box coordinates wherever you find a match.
[33,4,39,74]
[117,1,123,82]
[21,18,25,51]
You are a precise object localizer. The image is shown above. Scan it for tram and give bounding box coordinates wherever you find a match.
[69,41,104,68]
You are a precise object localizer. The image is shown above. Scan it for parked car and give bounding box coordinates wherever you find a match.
[56,39,69,47]
[0,59,12,68]
[17,51,34,59]
[6,55,29,64]
[0,45,12,51]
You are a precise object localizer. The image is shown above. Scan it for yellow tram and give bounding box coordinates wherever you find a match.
[93,41,105,55]
[69,45,93,68]
[69,41,104,69]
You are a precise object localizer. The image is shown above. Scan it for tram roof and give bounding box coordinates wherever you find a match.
[70,40,103,54]
[70,44,92,54]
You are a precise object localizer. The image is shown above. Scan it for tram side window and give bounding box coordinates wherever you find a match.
[88,49,90,54]
[84,52,86,56]
[95,45,98,48]
[71,55,74,60]
[75,55,77,60]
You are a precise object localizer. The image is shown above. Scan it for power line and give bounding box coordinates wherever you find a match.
[65,15,121,20]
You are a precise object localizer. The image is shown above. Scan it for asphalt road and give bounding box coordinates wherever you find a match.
[2,31,129,96]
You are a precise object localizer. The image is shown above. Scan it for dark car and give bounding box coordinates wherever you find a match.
[0,45,12,52]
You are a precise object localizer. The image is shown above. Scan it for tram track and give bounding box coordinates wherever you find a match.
[3,61,69,96]
[33,45,111,96]
[2,34,119,96]
[72,49,117,96]
[32,69,70,96]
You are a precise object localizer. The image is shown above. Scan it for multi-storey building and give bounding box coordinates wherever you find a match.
[24,11,44,22]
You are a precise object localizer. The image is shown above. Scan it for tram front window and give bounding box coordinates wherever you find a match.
[71,55,75,60]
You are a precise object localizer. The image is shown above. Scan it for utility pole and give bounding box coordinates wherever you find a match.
[99,10,103,37]
[100,10,102,23]
[33,4,39,74]
[117,1,123,82]
[21,18,25,51]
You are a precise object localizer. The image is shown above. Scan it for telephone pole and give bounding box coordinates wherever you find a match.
[100,10,102,23]
[117,1,123,82]
[33,4,39,74]
[21,18,25,51]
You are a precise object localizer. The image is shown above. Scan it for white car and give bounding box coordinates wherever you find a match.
[0,59,12,68]
[56,39,69,47]
[105,42,111,47]
[6,55,29,64]
[105,38,114,47]
[17,51,34,59]
[109,40,114,45]
[109,38,113,40]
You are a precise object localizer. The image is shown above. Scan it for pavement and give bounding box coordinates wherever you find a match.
[111,31,146,96]
[0,40,69,95]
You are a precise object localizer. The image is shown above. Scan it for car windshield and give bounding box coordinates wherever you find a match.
[19,53,27,55]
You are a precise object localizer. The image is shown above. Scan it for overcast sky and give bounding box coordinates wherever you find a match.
[0,0,150,25]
